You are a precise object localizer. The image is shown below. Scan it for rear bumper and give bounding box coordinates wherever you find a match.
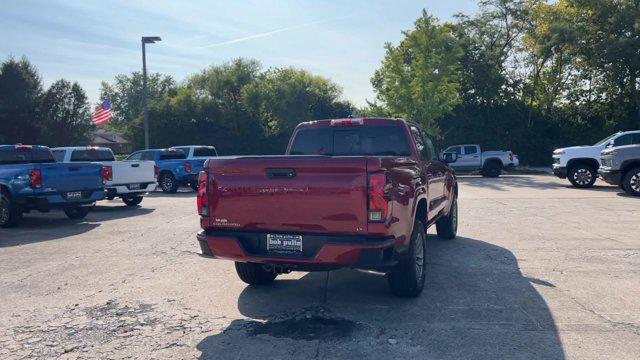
[196,230,397,271]
[552,165,567,179]
[19,189,105,211]
[106,182,156,197]
[598,168,622,185]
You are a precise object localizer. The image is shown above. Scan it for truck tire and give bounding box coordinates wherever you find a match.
[64,206,90,220]
[159,173,179,193]
[482,161,502,177]
[122,195,143,206]
[0,192,23,228]
[235,262,277,285]
[388,219,426,298]
[189,182,199,192]
[622,167,640,196]
[568,164,596,188]
[436,196,458,240]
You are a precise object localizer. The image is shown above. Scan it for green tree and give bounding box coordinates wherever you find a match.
[99,72,176,149]
[0,57,43,144]
[371,11,463,136]
[39,79,92,146]
[245,67,353,135]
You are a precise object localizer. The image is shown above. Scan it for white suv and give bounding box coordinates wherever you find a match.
[552,130,640,188]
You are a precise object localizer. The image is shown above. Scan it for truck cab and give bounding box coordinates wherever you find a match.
[441,144,518,177]
[126,149,206,193]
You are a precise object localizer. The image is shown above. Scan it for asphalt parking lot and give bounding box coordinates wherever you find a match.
[1,174,639,359]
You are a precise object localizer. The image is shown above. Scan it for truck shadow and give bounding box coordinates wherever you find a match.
[459,174,618,192]
[147,189,196,198]
[0,206,154,247]
[196,236,565,359]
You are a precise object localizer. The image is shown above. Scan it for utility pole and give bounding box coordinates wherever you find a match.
[141,36,161,149]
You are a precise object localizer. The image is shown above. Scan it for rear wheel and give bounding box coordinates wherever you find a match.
[622,167,640,196]
[388,219,426,298]
[436,196,458,240]
[568,165,596,188]
[159,173,179,193]
[482,161,502,177]
[122,195,143,206]
[64,206,90,220]
[0,192,23,228]
[235,262,277,285]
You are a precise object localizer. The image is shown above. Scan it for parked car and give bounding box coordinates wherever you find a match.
[440,144,518,177]
[170,145,218,159]
[552,130,640,188]
[599,143,640,196]
[125,148,205,193]
[196,117,458,297]
[0,145,106,227]
[52,146,157,206]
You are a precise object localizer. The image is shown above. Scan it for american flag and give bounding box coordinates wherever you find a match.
[92,100,112,126]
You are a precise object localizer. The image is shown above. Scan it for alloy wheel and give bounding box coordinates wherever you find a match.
[573,168,593,185]
[631,172,640,192]
[0,198,9,225]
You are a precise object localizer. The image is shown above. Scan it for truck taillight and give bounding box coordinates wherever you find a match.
[185,162,191,173]
[29,169,42,188]
[368,172,388,222]
[154,165,158,178]
[197,171,208,216]
[509,152,514,161]
[102,166,112,184]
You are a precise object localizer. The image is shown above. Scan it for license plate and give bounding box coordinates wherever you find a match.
[129,183,141,190]
[66,191,82,200]
[267,234,303,253]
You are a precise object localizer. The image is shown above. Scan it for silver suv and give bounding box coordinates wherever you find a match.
[599,142,640,196]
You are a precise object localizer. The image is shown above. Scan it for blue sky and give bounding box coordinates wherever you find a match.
[0,0,478,107]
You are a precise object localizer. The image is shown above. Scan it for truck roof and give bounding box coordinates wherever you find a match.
[0,145,50,151]
[51,146,112,152]
[294,117,406,130]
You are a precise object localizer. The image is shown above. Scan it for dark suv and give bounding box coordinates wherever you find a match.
[599,144,640,196]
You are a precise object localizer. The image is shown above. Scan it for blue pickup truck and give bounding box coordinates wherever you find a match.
[125,148,205,193]
[0,145,106,227]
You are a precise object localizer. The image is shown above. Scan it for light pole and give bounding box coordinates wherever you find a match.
[141,36,161,149]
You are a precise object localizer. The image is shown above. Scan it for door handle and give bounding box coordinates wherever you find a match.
[473,156,479,158]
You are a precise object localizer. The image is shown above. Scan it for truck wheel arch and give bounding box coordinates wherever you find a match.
[483,158,503,168]
[567,158,599,171]
[621,160,640,176]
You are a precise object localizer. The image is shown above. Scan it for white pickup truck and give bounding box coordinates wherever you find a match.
[170,145,218,159]
[552,130,640,188]
[52,147,157,206]
[441,144,519,177]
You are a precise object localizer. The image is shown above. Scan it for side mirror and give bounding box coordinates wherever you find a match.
[441,152,458,163]
[606,140,615,148]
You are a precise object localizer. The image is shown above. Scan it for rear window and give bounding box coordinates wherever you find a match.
[70,149,114,162]
[160,151,186,160]
[193,147,217,157]
[0,148,55,165]
[289,126,411,156]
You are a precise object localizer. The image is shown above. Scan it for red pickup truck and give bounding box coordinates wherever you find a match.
[196,118,458,297]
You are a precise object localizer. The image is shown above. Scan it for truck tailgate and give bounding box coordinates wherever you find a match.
[40,162,103,191]
[206,156,368,235]
[110,160,156,185]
